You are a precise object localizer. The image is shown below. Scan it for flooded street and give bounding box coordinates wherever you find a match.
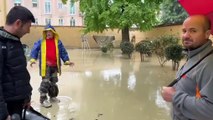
[28,49,181,120]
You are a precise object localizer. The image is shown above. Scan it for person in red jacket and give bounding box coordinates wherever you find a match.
[30,24,74,108]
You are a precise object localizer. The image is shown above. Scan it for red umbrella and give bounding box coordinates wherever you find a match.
[178,0,213,34]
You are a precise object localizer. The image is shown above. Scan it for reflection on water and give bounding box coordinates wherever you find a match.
[128,73,136,91]
[101,69,121,84]
[29,49,179,120]
[84,70,92,77]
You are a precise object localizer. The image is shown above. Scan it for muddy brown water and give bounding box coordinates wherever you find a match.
[28,49,183,120]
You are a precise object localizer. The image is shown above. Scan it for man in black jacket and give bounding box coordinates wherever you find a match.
[0,6,35,120]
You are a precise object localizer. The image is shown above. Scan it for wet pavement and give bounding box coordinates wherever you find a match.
[28,49,182,120]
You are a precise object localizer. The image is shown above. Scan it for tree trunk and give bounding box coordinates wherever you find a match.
[176,61,180,71]
[172,61,180,71]
[172,61,175,71]
[140,53,144,62]
[128,54,131,59]
[122,27,130,42]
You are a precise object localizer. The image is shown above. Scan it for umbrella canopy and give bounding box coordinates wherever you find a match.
[178,0,213,34]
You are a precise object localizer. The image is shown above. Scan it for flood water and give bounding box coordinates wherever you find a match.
[28,49,182,120]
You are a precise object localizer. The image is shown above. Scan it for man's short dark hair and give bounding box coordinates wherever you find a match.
[6,6,35,25]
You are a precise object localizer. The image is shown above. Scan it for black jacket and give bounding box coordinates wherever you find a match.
[0,28,32,119]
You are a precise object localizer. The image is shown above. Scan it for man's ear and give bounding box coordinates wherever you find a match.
[14,19,22,28]
[205,30,211,39]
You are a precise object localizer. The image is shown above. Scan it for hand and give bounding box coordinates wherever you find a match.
[6,115,11,120]
[30,61,36,67]
[23,102,31,109]
[161,86,176,102]
[64,61,74,66]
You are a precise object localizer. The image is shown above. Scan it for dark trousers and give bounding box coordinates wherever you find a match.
[39,66,58,102]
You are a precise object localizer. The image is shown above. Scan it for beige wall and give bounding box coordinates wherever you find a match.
[9,24,213,49]
[22,26,99,48]
[129,25,183,43]
[22,25,185,49]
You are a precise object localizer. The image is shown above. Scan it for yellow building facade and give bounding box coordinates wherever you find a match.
[0,0,6,26]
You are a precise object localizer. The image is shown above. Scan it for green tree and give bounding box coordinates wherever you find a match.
[159,0,188,25]
[62,0,163,41]
[120,41,134,58]
[152,35,179,67]
[165,44,183,70]
[135,40,153,62]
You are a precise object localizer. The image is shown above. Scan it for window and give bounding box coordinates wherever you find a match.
[45,0,51,14]
[45,18,51,25]
[32,0,38,7]
[58,2,63,9]
[70,18,75,26]
[59,18,64,26]
[14,0,21,6]
[70,2,75,15]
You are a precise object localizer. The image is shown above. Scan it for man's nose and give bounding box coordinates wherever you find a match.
[183,31,190,38]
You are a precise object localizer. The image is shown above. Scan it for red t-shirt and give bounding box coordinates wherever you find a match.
[46,38,57,66]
